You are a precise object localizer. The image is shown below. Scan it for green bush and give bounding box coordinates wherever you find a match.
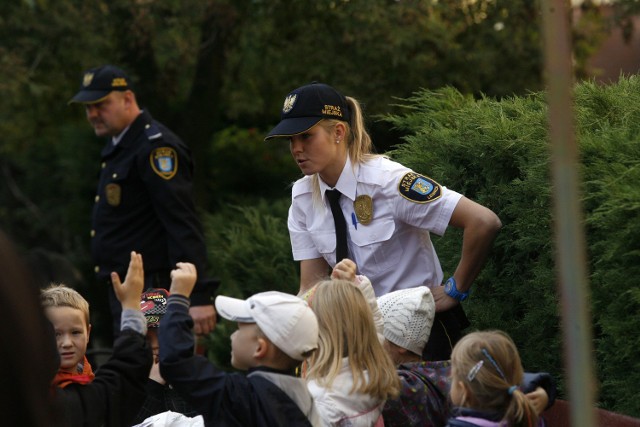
[204,126,300,206]
[383,77,640,416]
[576,78,640,415]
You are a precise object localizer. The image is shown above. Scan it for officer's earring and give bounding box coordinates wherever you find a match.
[336,139,340,144]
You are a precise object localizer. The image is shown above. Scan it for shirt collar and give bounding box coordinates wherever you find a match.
[111,110,143,146]
[111,124,131,146]
[319,155,359,202]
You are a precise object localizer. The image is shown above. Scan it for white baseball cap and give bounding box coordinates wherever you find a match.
[377,286,436,355]
[215,291,319,361]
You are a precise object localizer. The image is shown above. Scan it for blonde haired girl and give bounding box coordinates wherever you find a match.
[448,330,538,427]
[305,278,400,426]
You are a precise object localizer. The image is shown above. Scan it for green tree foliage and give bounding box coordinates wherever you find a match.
[1,0,563,291]
[224,0,547,125]
[383,76,640,416]
[575,78,640,415]
[205,126,300,205]
[1,0,607,252]
[204,198,297,300]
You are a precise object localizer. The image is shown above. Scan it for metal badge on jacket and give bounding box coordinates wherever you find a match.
[105,183,121,206]
[354,195,373,225]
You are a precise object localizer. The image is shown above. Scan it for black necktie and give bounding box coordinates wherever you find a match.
[326,189,349,263]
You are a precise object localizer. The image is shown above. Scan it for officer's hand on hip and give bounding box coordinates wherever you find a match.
[432,285,460,312]
[189,304,216,335]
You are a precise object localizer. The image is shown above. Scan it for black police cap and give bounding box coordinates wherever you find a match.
[68,65,131,104]
[265,82,351,140]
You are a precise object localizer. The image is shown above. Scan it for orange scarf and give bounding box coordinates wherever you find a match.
[52,356,95,388]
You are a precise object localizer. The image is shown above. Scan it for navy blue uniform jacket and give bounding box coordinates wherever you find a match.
[91,110,215,304]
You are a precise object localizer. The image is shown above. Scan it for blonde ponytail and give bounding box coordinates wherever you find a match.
[505,387,538,427]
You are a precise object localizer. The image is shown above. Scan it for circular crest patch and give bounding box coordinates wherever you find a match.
[398,172,442,203]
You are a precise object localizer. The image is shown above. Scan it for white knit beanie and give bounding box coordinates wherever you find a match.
[377,286,435,356]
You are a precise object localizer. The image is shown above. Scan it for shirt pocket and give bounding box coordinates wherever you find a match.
[310,230,337,259]
[100,160,134,209]
[350,218,403,274]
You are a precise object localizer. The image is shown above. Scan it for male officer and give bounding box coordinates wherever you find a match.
[69,65,217,337]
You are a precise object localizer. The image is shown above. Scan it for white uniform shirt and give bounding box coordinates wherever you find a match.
[288,156,462,295]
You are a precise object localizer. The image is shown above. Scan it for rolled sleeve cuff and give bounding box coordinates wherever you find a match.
[292,247,323,261]
[432,188,463,236]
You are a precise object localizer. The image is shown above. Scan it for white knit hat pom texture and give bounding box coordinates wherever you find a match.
[377,286,435,356]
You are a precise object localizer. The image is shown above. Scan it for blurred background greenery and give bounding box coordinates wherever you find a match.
[2,0,640,416]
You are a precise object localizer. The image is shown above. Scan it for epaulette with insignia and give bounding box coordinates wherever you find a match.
[398,172,442,203]
[144,123,163,141]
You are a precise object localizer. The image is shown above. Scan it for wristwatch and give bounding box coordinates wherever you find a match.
[444,277,469,301]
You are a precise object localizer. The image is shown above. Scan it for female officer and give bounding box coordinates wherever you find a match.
[265,82,502,360]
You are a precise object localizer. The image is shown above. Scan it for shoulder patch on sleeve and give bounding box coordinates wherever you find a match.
[398,172,442,203]
[144,122,163,141]
[150,147,178,180]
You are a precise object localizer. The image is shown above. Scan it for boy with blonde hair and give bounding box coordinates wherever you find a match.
[159,262,321,426]
[43,252,153,427]
[41,284,94,388]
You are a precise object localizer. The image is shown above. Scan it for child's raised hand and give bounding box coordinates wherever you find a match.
[169,262,197,297]
[331,258,357,282]
[111,251,144,310]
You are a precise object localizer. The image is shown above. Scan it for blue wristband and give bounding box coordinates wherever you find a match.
[444,277,469,301]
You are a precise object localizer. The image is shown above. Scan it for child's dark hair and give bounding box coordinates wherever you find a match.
[451,330,538,427]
